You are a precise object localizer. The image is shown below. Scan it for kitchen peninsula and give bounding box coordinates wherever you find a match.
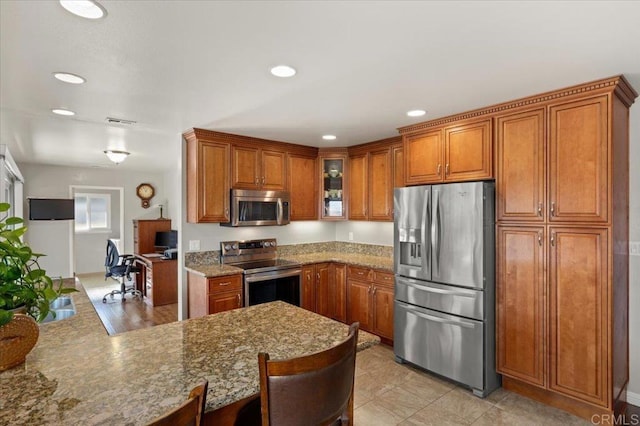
[0,279,379,426]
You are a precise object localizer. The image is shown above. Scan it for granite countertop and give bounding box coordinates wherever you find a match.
[0,283,379,426]
[186,251,393,278]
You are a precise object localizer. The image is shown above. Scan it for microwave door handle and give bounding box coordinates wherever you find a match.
[277,199,283,225]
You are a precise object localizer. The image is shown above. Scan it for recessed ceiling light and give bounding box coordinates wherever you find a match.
[53,72,86,84]
[322,135,337,141]
[59,0,107,19]
[270,65,297,78]
[52,108,75,116]
[407,109,427,117]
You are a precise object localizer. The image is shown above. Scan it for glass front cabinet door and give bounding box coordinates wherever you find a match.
[319,152,347,220]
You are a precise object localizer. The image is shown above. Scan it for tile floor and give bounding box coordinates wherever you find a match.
[354,344,591,425]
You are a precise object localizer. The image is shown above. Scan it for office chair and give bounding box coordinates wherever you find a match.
[102,239,142,303]
[257,322,360,426]
[146,380,208,426]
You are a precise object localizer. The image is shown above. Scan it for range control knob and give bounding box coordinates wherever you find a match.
[263,241,271,247]
[224,244,232,251]
[232,244,238,250]
[271,241,277,247]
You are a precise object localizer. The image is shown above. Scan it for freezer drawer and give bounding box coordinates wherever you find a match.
[394,301,484,391]
[395,276,484,320]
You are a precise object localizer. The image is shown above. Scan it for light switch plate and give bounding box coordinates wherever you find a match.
[189,240,201,251]
[348,232,354,241]
[630,242,640,256]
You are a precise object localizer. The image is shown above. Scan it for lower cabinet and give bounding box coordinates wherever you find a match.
[300,262,348,324]
[347,265,394,342]
[187,272,242,318]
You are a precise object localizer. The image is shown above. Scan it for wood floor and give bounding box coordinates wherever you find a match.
[77,272,178,335]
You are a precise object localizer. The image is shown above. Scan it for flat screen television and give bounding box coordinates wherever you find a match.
[28,198,75,221]
[155,230,178,249]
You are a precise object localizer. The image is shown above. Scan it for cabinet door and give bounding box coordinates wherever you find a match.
[393,144,404,189]
[372,284,394,340]
[369,148,393,221]
[315,263,330,317]
[319,154,347,220]
[329,263,347,323]
[404,130,443,184]
[301,265,316,312]
[347,279,372,331]
[549,227,608,406]
[496,109,545,222]
[444,119,492,181]
[187,140,230,223]
[496,226,546,387]
[349,153,368,220]
[231,145,260,189]
[262,149,287,190]
[287,154,317,220]
[548,96,608,223]
[209,290,242,314]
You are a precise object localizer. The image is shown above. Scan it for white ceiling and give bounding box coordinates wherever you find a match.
[1,1,640,172]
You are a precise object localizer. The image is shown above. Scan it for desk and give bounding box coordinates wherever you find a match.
[134,254,177,306]
[0,283,380,425]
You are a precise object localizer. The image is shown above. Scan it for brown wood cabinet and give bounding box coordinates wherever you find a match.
[231,145,286,190]
[328,263,347,323]
[184,129,230,223]
[133,219,171,255]
[287,153,317,220]
[137,256,178,307]
[319,150,348,220]
[348,137,400,221]
[346,265,394,342]
[187,273,242,318]
[402,119,492,185]
[493,76,636,420]
[301,264,318,312]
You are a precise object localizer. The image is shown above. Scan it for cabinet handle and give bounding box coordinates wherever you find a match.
[219,281,231,286]
[372,287,377,295]
[550,233,555,246]
[437,164,441,176]
[225,208,229,217]
[445,164,450,175]
[262,176,265,184]
[367,285,372,294]
[550,202,555,216]
[316,273,320,280]
[237,294,241,307]
[538,231,542,246]
[538,203,543,217]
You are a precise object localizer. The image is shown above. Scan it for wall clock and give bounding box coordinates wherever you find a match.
[136,183,155,208]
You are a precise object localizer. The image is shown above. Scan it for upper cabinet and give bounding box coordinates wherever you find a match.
[287,153,318,220]
[319,149,348,220]
[232,145,286,190]
[347,137,401,222]
[184,129,230,223]
[403,119,492,185]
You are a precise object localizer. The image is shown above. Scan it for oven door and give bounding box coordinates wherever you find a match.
[244,268,302,307]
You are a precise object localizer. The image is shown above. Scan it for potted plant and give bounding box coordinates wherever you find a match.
[0,201,78,323]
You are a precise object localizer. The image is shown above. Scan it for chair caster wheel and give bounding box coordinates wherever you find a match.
[102,298,107,303]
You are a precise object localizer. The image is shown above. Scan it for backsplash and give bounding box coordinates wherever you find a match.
[184,241,392,266]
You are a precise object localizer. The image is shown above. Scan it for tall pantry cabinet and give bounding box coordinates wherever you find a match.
[495,76,637,419]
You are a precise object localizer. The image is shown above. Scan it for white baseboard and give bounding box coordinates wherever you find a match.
[628,390,640,407]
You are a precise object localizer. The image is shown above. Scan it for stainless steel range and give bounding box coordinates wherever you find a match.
[220,238,302,307]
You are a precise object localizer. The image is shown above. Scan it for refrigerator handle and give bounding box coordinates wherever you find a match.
[432,190,440,276]
[421,191,430,275]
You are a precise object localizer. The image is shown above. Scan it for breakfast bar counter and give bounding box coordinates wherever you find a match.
[0,282,379,425]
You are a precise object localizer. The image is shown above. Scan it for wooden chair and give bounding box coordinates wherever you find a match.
[257,322,359,426]
[147,380,208,426]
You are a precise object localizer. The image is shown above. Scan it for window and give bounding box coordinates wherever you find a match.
[74,193,111,232]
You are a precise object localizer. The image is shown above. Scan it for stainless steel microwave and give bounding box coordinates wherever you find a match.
[222,189,290,227]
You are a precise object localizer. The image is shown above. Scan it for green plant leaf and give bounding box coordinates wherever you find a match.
[0,203,9,213]
[5,217,23,225]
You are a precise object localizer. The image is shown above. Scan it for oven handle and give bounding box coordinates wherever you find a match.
[244,268,302,283]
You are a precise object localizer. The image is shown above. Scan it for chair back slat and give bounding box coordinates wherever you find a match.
[147,381,208,426]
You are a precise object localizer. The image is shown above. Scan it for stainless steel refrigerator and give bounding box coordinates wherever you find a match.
[393,181,500,397]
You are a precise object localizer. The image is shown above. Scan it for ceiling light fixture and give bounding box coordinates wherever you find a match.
[53,72,86,84]
[407,109,426,117]
[322,135,337,141]
[270,65,297,78]
[104,150,130,164]
[52,108,75,116]
[59,0,107,19]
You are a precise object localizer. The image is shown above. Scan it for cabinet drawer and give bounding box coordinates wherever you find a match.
[347,265,371,280]
[208,275,242,293]
[373,270,394,286]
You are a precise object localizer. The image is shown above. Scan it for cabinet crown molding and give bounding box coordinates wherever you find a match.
[398,75,638,135]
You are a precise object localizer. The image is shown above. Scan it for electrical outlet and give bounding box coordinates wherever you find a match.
[189,240,200,251]
[348,232,354,241]
[630,242,640,256]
